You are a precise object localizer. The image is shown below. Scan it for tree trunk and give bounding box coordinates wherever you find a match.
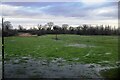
[55,34,57,40]
[55,30,58,40]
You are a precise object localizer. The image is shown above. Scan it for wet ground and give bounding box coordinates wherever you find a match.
[66,44,96,48]
[4,57,119,79]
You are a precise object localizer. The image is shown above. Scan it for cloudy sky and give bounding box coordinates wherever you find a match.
[0,0,118,29]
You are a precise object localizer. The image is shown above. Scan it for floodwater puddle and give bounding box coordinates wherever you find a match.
[66,44,96,48]
[105,53,111,55]
[4,57,118,79]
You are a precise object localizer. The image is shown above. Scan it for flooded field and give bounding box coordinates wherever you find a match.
[4,57,119,79]
[4,57,105,78]
[4,35,119,79]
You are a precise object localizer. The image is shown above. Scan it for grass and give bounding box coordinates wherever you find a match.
[4,34,118,65]
[4,35,119,79]
[100,67,120,79]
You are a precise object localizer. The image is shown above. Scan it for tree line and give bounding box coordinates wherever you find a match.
[2,21,119,37]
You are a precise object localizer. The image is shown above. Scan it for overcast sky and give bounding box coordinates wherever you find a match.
[0,0,118,29]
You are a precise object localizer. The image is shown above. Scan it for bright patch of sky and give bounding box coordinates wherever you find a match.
[0,0,118,29]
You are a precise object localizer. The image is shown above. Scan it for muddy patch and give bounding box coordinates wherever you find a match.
[66,44,96,48]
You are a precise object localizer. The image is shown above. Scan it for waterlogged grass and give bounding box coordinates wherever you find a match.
[100,67,120,79]
[4,35,118,64]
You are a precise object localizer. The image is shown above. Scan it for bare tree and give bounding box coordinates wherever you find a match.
[37,24,42,30]
[18,25,23,30]
[47,22,54,30]
[53,25,60,40]
[3,21,13,31]
[62,24,68,30]
[62,24,69,34]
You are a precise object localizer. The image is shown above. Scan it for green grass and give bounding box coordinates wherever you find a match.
[100,67,120,79]
[4,34,118,64]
